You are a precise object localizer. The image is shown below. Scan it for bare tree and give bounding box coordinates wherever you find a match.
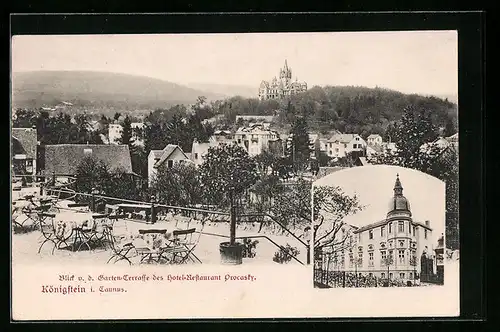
[313,185,364,254]
[381,252,395,281]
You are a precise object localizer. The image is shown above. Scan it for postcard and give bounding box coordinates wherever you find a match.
[11,30,459,320]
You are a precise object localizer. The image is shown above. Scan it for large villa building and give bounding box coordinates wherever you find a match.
[318,174,436,282]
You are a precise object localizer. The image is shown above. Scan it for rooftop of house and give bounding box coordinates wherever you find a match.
[235,115,275,121]
[367,144,384,153]
[155,144,191,167]
[12,128,37,159]
[43,144,133,176]
[328,133,361,143]
[149,150,164,159]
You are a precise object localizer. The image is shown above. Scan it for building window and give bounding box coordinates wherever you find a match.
[381,251,387,260]
[369,252,374,266]
[389,222,392,233]
[381,273,385,279]
[409,272,413,279]
[167,160,173,168]
[369,273,373,277]
[369,230,373,240]
[194,153,198,159]
[398,250,405,264]
[398,221,404,233]
[425,229,428,239]
[400,273,405,279]
[389,273,393,279]
[381,226,385,237]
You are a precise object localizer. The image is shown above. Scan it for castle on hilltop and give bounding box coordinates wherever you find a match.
[258,60,308,101]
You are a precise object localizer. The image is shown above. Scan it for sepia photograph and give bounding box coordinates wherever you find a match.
[11,28,460,319]
[312,165,452,288]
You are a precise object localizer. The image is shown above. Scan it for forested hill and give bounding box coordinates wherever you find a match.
[213,85,458,137]
[11,71,227,112]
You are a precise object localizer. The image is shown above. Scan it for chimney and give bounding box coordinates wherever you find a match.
[425,220,430,227]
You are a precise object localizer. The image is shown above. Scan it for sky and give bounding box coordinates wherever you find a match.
[313,165,445,245]
[11,31,457,96]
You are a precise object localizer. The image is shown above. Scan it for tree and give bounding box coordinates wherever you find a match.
[119,115,133,145]
[199,143,258,244]
[443,116,457,137]
[75,157,140,202]
[372,105,459,250]
[113,112,122,122]
[409,254,418,282]
[253,150,278,175]
[199,143,258,208]
[75,157,111,196]
[312,185,364,254]
[247,173,284,232]
[106,168,141,201]
[267,178,312,233]
[286,117,312,173]
[12,108,38,128]
[381,252,395,282]
[151,163,202,207]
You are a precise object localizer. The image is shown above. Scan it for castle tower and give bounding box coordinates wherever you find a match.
[280,59,292,86]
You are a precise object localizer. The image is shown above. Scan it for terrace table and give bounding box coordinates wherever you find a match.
[126,224,175,264]
[54,212,104,252]
[12,199,38,231]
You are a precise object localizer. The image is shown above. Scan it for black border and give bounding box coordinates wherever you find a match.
[7,12,485,325]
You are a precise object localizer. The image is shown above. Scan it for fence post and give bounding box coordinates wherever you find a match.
[307,244,311,265]
[150,195,157,224]
[91,187,96,212]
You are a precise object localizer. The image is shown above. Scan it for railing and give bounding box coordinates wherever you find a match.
[38,181,310,265]
[420,273,444,285]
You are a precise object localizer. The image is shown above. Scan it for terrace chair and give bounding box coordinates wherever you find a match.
[82,213,112,250]
[135,229,169,264]
[105,218,135,265]
[37,212,69,254]
[162,222,205,264]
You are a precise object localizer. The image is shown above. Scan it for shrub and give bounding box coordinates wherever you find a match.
[240,238,259,258]
[273,244,300,264]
